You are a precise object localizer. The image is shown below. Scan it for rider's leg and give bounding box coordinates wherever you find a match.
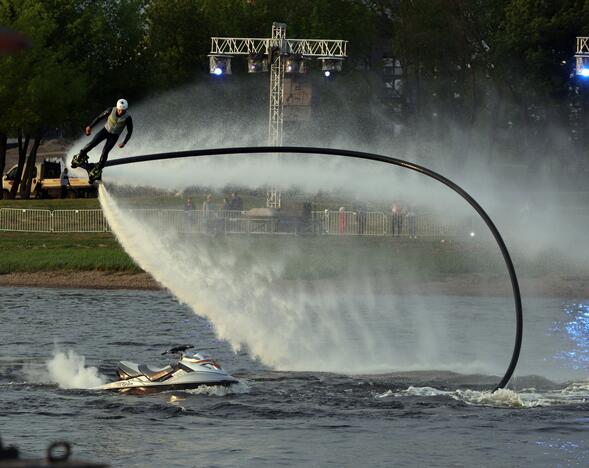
[88,133,118,182]
[96,133,119,169]
[80,128,109,157]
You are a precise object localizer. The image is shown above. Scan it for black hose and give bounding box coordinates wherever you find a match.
[105,146,523,391]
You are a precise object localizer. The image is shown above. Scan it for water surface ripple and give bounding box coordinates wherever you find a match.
[1,287,588,467]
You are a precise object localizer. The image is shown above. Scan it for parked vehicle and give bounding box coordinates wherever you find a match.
[2,160,97,199]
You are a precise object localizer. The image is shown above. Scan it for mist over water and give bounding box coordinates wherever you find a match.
[4,47,588,468]
[66,78,589,266]
[99,183,514,376]
[64,77,587,379]
[67,79,462,207]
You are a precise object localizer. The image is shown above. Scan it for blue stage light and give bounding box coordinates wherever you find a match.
[209,55,232,75]
[581,68,589,77]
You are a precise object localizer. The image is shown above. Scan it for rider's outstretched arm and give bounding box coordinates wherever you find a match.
[87,108,111,129]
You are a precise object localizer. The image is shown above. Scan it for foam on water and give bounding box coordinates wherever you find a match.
[23,349,107,389]
[378,381,589,407]
[182,380,251,396]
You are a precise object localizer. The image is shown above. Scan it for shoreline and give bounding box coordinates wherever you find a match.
[1,270,588,298]
[0,271,161,291]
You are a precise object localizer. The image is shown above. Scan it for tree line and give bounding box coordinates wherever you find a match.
[1,0,588,198]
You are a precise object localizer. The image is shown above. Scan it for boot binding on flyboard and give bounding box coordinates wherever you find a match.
[71,153,100,183]
[88,164,102,184]
[71,152,88,169]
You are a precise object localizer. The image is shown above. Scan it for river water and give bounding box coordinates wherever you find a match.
[2,286,588,466]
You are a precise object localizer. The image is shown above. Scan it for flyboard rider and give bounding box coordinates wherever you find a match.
[71,98,133,183]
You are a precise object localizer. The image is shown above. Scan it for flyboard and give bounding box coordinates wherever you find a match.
[71,153,102,184]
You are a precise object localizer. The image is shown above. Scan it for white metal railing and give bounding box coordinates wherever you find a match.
[0,208,52,232]
[52,209,110,232]
[314,210,387,236]
[311,210,473,238]
[0,207,475,238]
[129,209,287,235]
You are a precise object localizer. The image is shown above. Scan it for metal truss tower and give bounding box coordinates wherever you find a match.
[268,23,286,148]
[573,37,589,151]
[575,36,589,75]
[210,23,347,207]
[266,23,287,208]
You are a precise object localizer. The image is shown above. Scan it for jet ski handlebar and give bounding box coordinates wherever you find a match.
[162,345,194,356]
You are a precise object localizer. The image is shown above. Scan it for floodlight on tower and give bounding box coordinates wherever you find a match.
[208,55,233,76]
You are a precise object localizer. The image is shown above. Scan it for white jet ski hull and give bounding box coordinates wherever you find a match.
[94,374,239,393]
[93,348,239,394]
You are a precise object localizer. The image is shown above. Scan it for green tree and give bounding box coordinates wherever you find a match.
[54,0,149,107]
[487,0,589,165]
[142,0,379,89]
[144,0,212,88]
[0,133,6,196]
[493,0,589,98]
[0,0,88,197]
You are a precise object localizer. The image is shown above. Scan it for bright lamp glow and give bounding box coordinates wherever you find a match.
[247,53,268,73]
[581,68,589,77]
[324,70,331,77]
[320,56,343,73]
[209,54,232,75]
[285,55,308,74]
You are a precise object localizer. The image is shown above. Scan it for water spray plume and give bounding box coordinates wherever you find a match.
[98,169,516,382]
[100,184,396,372]
[64,78,586,387]
[23,348,106,389]
[46,349,106,389]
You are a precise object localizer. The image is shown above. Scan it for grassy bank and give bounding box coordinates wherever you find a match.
[0,229,583,284]
[0,198,100,210]
[0,232,139,274]
[0,230,496,277]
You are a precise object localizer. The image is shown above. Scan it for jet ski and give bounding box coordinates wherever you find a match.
[94,345,238,393]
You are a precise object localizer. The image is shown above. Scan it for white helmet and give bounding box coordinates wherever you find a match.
[116,98,128,111]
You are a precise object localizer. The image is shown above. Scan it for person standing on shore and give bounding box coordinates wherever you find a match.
[60,167,70,198]
[228,192,243,211]
[202,194,213,233]
[391,201,405,237]
[406,205,417,239]
[338,206,347,235]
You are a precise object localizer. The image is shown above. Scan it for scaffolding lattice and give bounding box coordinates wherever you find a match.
[210,23,347,207]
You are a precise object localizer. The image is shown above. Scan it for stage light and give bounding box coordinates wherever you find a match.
[324,70,331,78]
[320,56,343,73]
[285,55,308,74]
[575,54,589,77]
[247,53,268,73]
[208,55,232,75]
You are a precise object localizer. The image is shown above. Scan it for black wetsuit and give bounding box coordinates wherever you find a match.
[80,107,133,168]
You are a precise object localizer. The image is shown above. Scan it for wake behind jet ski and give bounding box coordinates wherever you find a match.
[94,345,238,394]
